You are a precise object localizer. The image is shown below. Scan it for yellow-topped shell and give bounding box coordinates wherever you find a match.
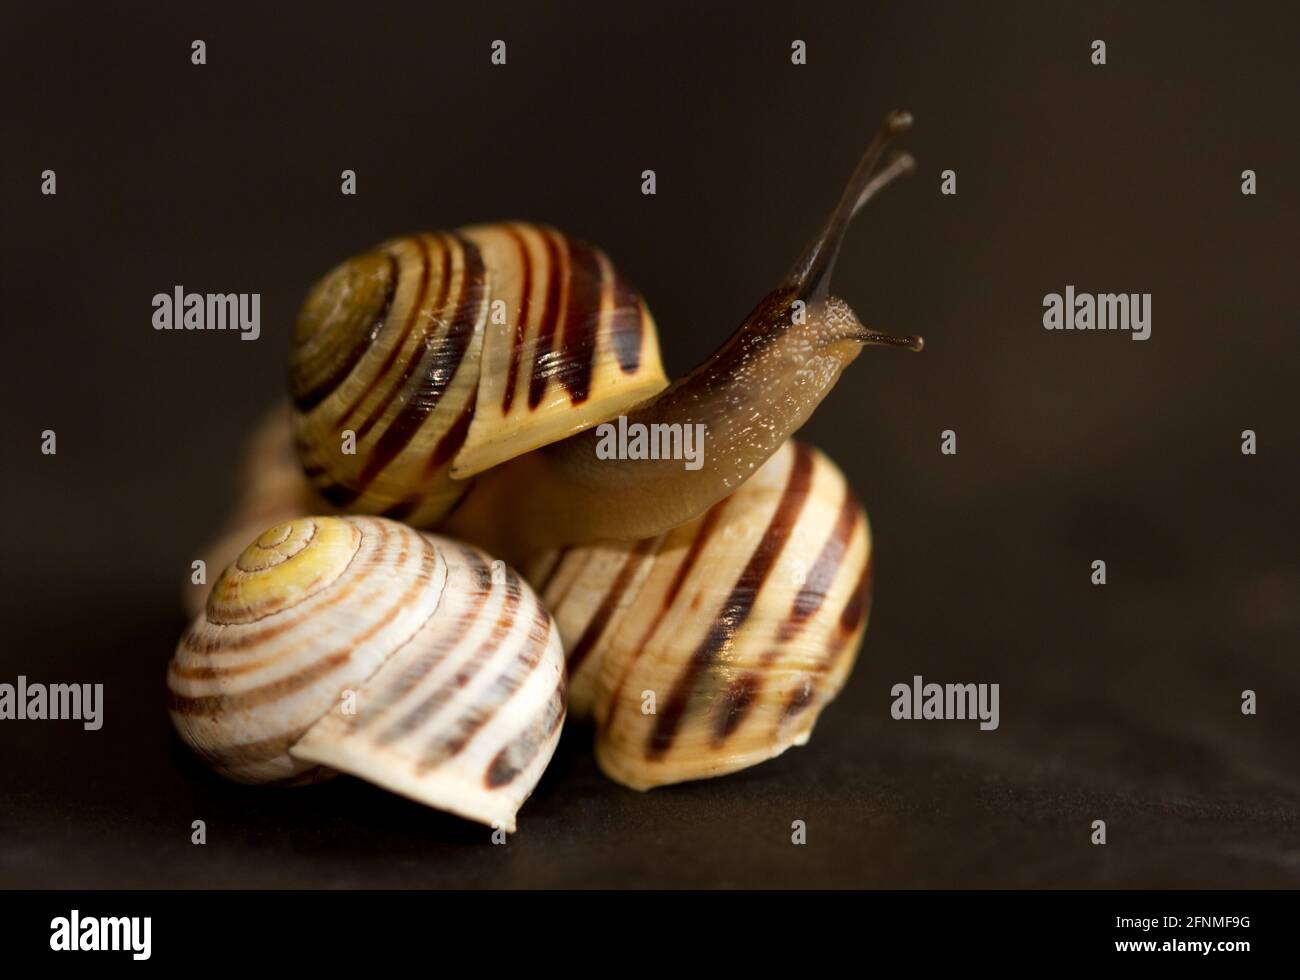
[209,518,359,623]
[289,224,668,527]
[168,515,567,831]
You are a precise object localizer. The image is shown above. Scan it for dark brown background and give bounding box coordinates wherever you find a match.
[2,1,1296,888]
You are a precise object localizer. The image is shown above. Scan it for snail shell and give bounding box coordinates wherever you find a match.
[167,515,566,831]
[527,440,870,790]
[290,224,668,526]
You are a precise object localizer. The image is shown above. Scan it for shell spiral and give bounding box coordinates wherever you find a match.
[167,515,566,831]
[527,441,871,790]
[289,224,669,527]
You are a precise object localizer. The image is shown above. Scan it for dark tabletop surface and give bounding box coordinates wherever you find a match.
[2,1,1297,888]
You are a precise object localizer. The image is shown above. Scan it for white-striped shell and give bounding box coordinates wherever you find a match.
[167,515,566,832]
[527,441,871,790]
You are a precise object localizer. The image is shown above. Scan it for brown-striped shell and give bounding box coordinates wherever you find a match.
[289,224,668,526]
[167,515,566,831]
[526,441,871,790]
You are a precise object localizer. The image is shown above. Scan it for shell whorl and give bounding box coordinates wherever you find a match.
[526,441,871,790]
[289,224,668,527]
[168,515,566,831]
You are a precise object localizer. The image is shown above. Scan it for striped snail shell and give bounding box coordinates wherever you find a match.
[287,112,923,566]
[290,224,668,527]
[167,515,565,831]
[527,441,870,790]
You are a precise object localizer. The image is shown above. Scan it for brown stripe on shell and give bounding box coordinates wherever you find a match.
[501,225,532,414]
[782,681,817,720]
[409,568,526,771]
[527,230,565,410]
[777,486,860,643]
[485,679,567,788]
[646,443,815,760]
[565,537,659,676]
[607,274,644,375]
[168,651,352,716]
[314,237,442,509]
[427,397,476,472]
[601,499,727,735]
[379,398,477,522]
[345,234,485,499]
[417,601,554,771]
[337,235,439,435]
[556,236,603,404]
[377,555,521,749]
[293,252,401,413]
[712,672,760,744]
[352,235,455,441]
[839,552,874,636]
[661,501,728,610]
[171,650,298,681]
[350,546,492,728]
[781,553,874,722]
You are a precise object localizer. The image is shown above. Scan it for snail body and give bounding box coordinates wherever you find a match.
[168,515,565,831]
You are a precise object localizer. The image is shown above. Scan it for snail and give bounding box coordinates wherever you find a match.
[167,515,566,831]
[526,439,870,789]
[288,111,921,566]
[175,111,919,808]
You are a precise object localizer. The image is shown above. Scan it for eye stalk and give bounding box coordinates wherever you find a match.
[858,323,925,353]
[787,110,920,312]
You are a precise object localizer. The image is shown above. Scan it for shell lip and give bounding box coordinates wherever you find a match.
[289,737,523,833]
